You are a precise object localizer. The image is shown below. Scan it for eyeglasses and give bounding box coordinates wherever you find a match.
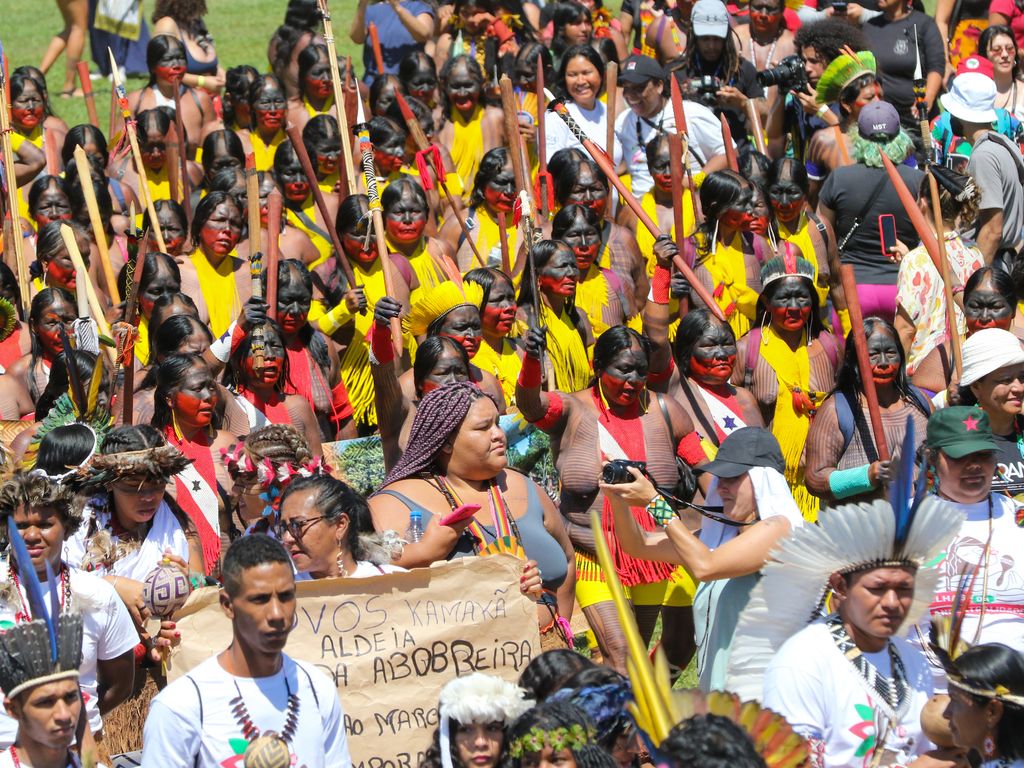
[275,516,326,539]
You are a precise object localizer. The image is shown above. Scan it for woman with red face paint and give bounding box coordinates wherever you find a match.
[7,288,76,404]
[226,321,323,457]
[382,178,452,305]
[143,200,191,259]
[287,45,339,132]
[199,129,245,189]
[239,75,289,173]
[436,56,504,205]
[152,0,224,93]
[116,108,204,207]
[300,114,346,200]
[61,124,141,223]
[465,267,525,408]
[273,139,338,271]
[24,176,72,246]
[552,204,638,339]
[690,170,767,339]
[128,36,217,157]
[152,353,239,575]
[517,323,704,676]
[733,252,839,522]
[177,191,252,339]
[805,317,931,505]
[9,71,67,172]
[896,167,986,396]
[517,240,594,392]
[116,251,182,370]
[236,173,321,269]
[734,0,795,117]
[550,149,649,308]
[29,221,93,301]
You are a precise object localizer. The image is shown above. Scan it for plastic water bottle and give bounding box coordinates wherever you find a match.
[406,510,423,543]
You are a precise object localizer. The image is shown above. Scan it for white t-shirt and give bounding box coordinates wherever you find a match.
[614,97,728,198]
[295,561,406,581]
[63,498,190,581]
[546,99,622,168]
[0,749,91,767]
[763,621,934,768]
[142,654,350,768]
[0,568,138,746]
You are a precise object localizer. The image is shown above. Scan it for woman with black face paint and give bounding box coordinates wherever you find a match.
[273,139,337,270]
[236,173,321,268]
[239,74,288,172]
[805,317,931,505]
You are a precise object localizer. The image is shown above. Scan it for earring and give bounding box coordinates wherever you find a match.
[336,549,347,578]
[983,735,996,758]
[760,311,770,345]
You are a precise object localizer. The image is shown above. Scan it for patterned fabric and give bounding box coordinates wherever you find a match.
[825,613,909,721]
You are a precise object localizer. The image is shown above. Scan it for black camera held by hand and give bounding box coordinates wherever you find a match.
[756,54,808,95]
[682,75,722,109]
[602,460,648,485]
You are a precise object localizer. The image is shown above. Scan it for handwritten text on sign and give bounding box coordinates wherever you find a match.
[169,555,541,768]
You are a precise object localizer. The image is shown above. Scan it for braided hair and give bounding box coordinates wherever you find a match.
[382,381,489,486]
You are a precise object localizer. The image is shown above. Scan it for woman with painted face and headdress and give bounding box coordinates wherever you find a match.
[273,138,338,270]
[177,190,252,338]
[222,424,324,538]
[550,149,648,309]
[690,170,767,339]
[237,172,321,269]
[733,251,839,521]
[370,381,576,640]
[552,204,638,339]
[128,35,217,156]
[420,672,534,768]
[465,267,525,409]
[67,423,204,582]
[803,50,883,206]
[896,167,985,395]
[7,288,76,405]
[324,194,414,431]
[436,55,505,204]
[517,321,704,676]
[382,178,452,305]
[238,73,288,173]
[805,317,931,505]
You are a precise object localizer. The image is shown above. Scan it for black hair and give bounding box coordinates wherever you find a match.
[833,316,926,419]
[137,107,174,145]
[227,319,291,393]
[61,124,109,168]
[551,202,601,242]
[552,3,592,60]
[35,424,99,477]
[28,288,75,400]
[10,69,53,120]
[697,170,748,258]
[302,113,340,159]
[469,147,513,209]
[368,116,407,152]
[739,150,772,189]
[67,174,113,234]
[661,714,768,768]
[248,73,286,116]
[369,74,402,116]
[439,55,488,114]
[190,190,242,246]
[0,262,22,320]
[200,129,245,182]
[221,533,293,597]
[35,349,101,420]
[385,94,434,138]
[555,44,606,102]
[592,325,651,374]
[145,35,186,87]
[207,167,247,198]
[768,156,808,195]
[518,240,581,327]
[336,194,370,236]
[27,175,70,220]
[144,199,188,242]
[152,313,213,362]
[952,643,1024,760]
[270,0,320,80]
[590,36,619,68]
[514,41,555,89]
[980,25,1019,63]
[549,149,607,208]
[412,336,470,398]
[673,308,736,375]
[794,19,868,61]
[273,259,331,371]
[117,250,181,311]
[382,176,429,218]
[965,265,1017,308]
[224,65,260,129]
[398,50,437,92]
[278,474,371,560]
[297,44,330,92]
[465,266,516,313]
[100,424,165,454]
[838,72,878,115]
[506,701,608,768]
[519,649,597,701]
[152,353,219,430]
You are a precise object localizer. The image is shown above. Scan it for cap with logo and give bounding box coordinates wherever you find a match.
[940,72,998,124]
[857,100,901,142]
[926,406,998,459]
[956,55,995,79]
[697,427,785,478]
[691,0,730,38]
[618,54,668,85]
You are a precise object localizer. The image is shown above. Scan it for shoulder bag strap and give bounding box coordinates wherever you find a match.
[838,173,890,252]
[679,378,721,448]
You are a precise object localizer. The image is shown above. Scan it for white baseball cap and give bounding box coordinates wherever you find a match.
[960,328,1024,386]
[940,72,998,124]
[691,0,730,38]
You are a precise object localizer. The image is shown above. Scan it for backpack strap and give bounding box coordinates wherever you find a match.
[835,388,879,462]
[742,327,761,390]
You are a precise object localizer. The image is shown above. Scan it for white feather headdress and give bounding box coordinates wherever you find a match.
[725,496,964,701]
[439,673,534,768]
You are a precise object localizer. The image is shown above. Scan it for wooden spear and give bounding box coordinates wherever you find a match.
[244,154,265,369]
[170,86,193,224]
[116,226,147,424]
[316,0,357,196]
[499,75,532,206]
[266,188,282,322]
[536,54,551,219]
[669,76,702,227]
[605,61,618,158]
[547,92,725,321]
[0,64,30,314]
[72,145,121,304]
[76,61,100,129]
[720,113,738,171]
[368,22,385,76]
[669,131,690,315]
[59,223,114,344]
[840,264,890,461]
[928,171,963,379]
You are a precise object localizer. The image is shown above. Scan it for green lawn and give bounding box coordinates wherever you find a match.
[2,0,363,132]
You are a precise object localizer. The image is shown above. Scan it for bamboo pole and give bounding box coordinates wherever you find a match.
[0,65,30,314]
[72,145,121,304]
[316,0,357,196]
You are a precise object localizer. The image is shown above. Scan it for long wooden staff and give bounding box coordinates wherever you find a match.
[44,129,60,175]
[840,263,890,461]
[720,114,739,171]
[499,75,532,207]
[244,154,265,368]
[283,125,358,291]
[547,92,725,321]
[59,223,114,344]
[266,188,282,322]
[605,61,618,158]
[393,91,484,267]
[746,99,767,155]
[353,98,403,357]
[928,172,963,379]
[368,23,386,76]
[498,211,511,276]
[912,29,934,164]
[669,132,691,315]
[535,55,551,219]
[115,226,146,424]
[76,62,100,129]
[0,64,30,314]
[108,49,167,252]
[166,126,182,204]
[669,76,702,228]
[72,146,121,304]
[170,86,192,224]
[316,0,356,196]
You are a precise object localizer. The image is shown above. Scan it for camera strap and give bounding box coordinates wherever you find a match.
[838,173,890,252]
[657,486,756,527]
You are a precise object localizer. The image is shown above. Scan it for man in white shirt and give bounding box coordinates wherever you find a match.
[614,54,731,198]
[142,535,351,768]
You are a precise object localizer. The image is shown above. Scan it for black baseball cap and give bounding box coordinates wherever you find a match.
[619,55,667,85]
[697,427,785,478]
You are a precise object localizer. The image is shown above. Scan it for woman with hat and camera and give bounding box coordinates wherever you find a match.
[599,426,803,692]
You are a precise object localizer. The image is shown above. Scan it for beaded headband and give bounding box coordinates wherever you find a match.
[507,724,594,758]
[948,676,1024,707]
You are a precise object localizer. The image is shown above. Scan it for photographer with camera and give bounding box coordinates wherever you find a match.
[671,0,764,154]
[516,322,707,679]
[734,0,797,118]
[599,427,802,692]
[613,54,730,199]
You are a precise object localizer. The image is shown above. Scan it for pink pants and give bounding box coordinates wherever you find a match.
[853,283,898,324]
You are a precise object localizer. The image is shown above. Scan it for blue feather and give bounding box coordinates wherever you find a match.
[7,519,57,663]
[889,414,916,550]
[45,560,60,662]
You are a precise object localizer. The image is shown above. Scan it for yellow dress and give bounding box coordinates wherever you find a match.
[11,126,44,223]
[778,214,829,308]
[250,129,287,172]
[303,94,334,120]
[390,238,445,306]
[285,200,333,268]
[541,303,591,393]
[145,165,172,204]
[450,105,485,204]
[135,315,151,366]
[474,336,522,409]
[635,190,695,277]
[700,232,760,339]
[467,205,519,279]
[190,250,242,338]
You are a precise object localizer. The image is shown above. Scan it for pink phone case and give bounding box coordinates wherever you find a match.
[440,504,481,527]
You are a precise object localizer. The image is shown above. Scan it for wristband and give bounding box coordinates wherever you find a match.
[828,464,874,499]
[197,75,206,89]
[676,431,707,467]
[533,391,564,431]
[518,354,542,389]
[646,495,674,525]
[650,265,671,305]
[317,302,354,335]
[369,320,396,366]
[816,104,829,118]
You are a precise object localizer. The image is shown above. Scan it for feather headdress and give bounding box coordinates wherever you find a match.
[815,50,876,105]
[760,251,816,290]
[438,673,534,768]
[404,280,484,338]
[76,445,193,486]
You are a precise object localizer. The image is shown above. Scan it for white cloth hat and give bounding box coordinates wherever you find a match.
[691,0,730,37]
[960,328,1024,386]
[940,72,998,124]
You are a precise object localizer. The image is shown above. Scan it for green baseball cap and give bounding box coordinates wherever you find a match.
[926,406,998,459]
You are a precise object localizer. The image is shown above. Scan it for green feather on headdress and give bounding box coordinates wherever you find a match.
[815,51,876,105]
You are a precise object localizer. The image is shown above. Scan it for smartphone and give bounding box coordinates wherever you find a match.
[832,1,848,13]
[879,214,898,257]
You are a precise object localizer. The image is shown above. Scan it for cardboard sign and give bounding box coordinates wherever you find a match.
[169,555,541,767]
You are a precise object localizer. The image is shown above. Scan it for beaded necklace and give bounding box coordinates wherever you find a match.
[10,564,71,625]
[8,745,81,767]
[230,677,300,746]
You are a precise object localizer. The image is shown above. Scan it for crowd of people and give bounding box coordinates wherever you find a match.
[4,0,1024,764]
